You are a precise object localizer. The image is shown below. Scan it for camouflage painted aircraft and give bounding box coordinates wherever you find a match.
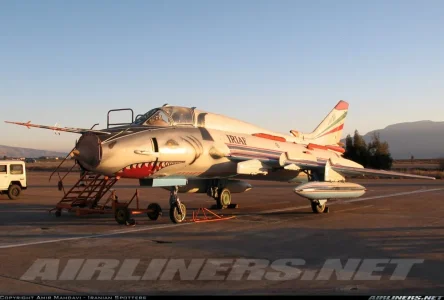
[5,101,435,223]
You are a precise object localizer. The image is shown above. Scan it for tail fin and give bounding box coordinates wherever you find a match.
[290,100,348,146]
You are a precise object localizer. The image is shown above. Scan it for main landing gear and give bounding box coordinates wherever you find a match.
[216,188,232,209]
[169,186,186,223]
[207,180,236,209]
[310,199,330,214]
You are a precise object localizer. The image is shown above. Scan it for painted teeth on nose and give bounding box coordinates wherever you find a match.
[137,163,142,168]
[144,163,149,167]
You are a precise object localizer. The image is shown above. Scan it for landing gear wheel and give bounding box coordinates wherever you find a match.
[8,184,21,200]
[169,203,186,223]
[216,188,231,209]
[115,207,131,225]
[55,210,62,217]
[311,202,326,213]
[147,203,162,221]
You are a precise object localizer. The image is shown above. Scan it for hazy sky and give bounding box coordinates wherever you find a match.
[1,0,443,152]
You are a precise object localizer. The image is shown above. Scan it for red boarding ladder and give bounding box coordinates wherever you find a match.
[50,171,120,215]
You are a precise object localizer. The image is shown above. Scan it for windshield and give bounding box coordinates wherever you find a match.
[132,106,194,126]
[145,110,171,126]
[163,107,194,125]
[133,109,158,125]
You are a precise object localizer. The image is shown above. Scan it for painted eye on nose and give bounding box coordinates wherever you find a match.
[165,139,179,147]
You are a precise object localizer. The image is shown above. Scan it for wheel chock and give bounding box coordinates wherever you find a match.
[192,207,235,223]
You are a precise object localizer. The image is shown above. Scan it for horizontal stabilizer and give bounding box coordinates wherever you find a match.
[307,143,345,154]
[4,121,112,135]
[331,163,436,180]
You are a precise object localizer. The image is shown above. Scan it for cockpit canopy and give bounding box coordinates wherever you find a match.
[133,106,194,127]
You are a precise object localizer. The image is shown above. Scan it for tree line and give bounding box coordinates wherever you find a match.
[343,130,394,170]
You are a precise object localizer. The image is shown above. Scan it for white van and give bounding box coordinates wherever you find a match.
[0,160,27,200]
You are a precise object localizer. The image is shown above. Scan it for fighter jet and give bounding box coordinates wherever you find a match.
[5,101,435,223]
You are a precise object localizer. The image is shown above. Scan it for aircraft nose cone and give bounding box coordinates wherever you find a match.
[74,133,102,170]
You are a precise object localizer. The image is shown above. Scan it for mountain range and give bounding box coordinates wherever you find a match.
[1,120,443,159]
[341,120,444,159]
[0,144,67,158]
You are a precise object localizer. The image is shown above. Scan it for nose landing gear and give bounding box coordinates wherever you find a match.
[169,186,187,223]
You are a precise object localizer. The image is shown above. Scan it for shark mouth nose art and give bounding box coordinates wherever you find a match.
[115,161,184,178]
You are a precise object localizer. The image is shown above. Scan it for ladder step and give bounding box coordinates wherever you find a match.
[55,173,120,209]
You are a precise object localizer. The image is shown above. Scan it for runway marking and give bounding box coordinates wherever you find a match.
[0,222,194,249]
[1,187,443,250]
[345,188,444,203]
[259,204,310,214]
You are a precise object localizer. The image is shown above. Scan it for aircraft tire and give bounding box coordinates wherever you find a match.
[169,203,186,223]
[115,207,131,225]
[147,203,162,220]
[311,202,326,213]
[216,188,231,209]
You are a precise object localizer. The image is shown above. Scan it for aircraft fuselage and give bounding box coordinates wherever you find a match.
[74,126,343,183]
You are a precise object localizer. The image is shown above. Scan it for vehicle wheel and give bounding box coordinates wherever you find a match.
[311,202,326,213]
[55,210,62,217]
[115,207,131,225]
[169,203,186,223]
[216,188,231,208]
[8,184,21,200]
[147,203,162,221]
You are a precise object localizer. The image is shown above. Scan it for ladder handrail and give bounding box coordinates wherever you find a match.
[53,173,120,211]
[49,123,98,183]
[49,146,77,182]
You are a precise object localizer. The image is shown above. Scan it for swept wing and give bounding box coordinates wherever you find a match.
[4,121,112,135]
[330,163,435,180]
[228,152,436,180]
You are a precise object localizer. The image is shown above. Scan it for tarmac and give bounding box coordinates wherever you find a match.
[0,172,444,295]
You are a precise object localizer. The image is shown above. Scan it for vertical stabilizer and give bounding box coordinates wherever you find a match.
[290,100,348,146]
